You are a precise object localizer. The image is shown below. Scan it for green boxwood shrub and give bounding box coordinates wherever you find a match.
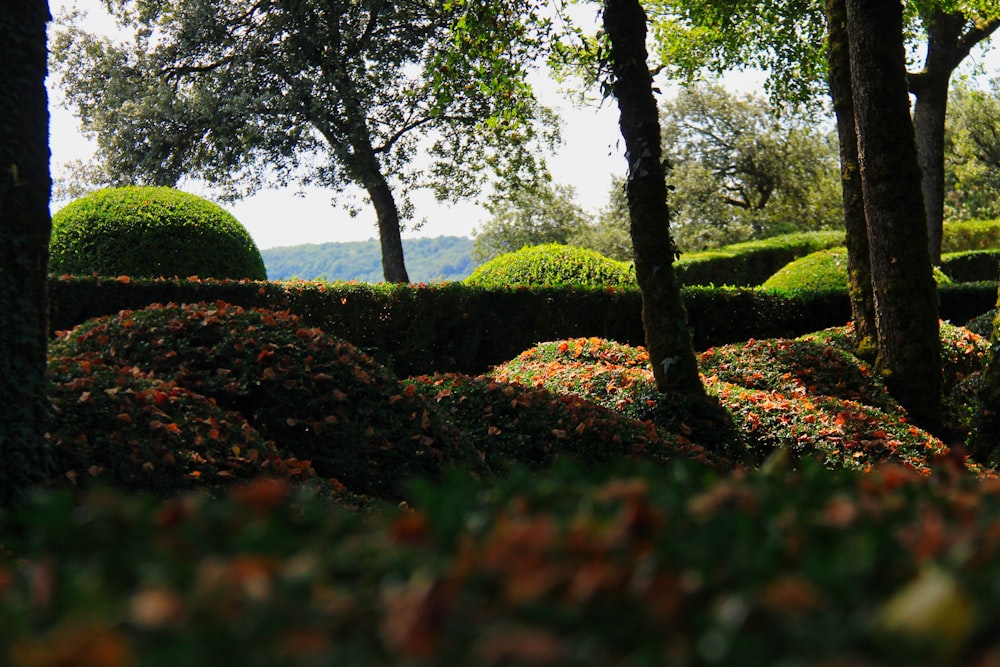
[675,230,845,287]
[464,243,634,288]
[762,247,952,292]
[50,186,267,280]
[50,302,486,498]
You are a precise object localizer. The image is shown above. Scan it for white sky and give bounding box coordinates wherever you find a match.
[47,1,998,251]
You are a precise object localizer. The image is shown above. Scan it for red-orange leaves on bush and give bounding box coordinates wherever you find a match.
[51,302,484,499]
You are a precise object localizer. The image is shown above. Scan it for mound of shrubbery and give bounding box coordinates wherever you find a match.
[49,302,485,498]
[464,243,634,288]
[50,186,267,281]
[12,287,1000,664]
[763,247,953,291]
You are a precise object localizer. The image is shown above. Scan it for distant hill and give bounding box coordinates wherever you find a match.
[261,235,479,283]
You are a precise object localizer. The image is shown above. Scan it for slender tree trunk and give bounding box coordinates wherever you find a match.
[911,11,963,266]
[909,12,1000,265]
[351,141,410,284]
[845,0,942,430]
[0,0,53,505]
[825,0,875,359]
[360,169,409,284]
[602,0,703,396]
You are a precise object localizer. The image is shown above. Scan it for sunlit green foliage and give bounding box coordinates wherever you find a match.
[946,77,1000,221]
[472,181,590,262]
[464,243,634,288]
[50,186,266,280]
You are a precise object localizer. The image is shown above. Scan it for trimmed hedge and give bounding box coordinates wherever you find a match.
[50,186,267,281]
[941,250,1000,282]
[941,218,1000,253]
[675,230,845,287]
[46,276,998,377]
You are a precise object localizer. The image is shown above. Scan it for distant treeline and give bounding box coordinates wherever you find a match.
[261,235,478,283]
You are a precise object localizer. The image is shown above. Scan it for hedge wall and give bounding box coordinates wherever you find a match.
[47,277,997,376]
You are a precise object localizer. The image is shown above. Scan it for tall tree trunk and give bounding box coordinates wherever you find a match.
[909,11,1000,265]
[825,0,875,359]
[602,0,703,396]
[0,0,53,505]
[911,11,963,267]
[845,0,942,430]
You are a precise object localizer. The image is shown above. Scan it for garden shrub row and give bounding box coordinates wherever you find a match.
[674,230,845,287]
[48,275,998,376]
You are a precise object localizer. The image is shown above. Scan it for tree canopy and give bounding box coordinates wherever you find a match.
[660,82,842,250]
[51,0,558,282]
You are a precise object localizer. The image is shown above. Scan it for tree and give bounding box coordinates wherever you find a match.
[570,181,633,261]
[909,4,999,263]
[602,0,704,396]
[845,0,942,428]
[945,76,1000,221]
[0,0,53,504]
[659,83,842,250]
[826,0,876,355]
[472,181,589,262]
[51,1,556,283]
[646,0,1000,263]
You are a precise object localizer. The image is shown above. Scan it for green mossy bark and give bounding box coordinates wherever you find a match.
[825,0,876,360]
[0,0,54,505]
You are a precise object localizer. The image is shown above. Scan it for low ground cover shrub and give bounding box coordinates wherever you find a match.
[5,458,1000,664]
[404,373,724,472]
[941,250,1000,282]
[50,186,267,280]
[464,243,634,288]
[49,302,485,499]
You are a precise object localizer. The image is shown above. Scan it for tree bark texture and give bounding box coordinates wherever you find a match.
[825,0,875,359]
[0,0,53,504]
[603,0,704,396]
[909,11,1000,265]
[845,0,942,429]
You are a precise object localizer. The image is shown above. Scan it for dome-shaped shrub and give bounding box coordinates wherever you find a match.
[762,247,951,291]
[46,354,309,495]
[464,244,634,288]
[50,186,267,280]
[51,302,485,498]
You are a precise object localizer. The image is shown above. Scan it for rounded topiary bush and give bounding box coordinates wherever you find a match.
[50,186,267,280]
[762,247,951,291]
[46,354,309,495]
[51,302,486,498]
[464,244,634,288]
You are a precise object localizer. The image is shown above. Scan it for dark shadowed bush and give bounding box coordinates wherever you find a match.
[50,302,486,498]
[45,353,310,495]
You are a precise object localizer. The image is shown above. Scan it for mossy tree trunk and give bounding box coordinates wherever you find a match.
[845,0,942,430]
[825,0,875,359]
[602,0,704,396]
[0,0,53,505]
